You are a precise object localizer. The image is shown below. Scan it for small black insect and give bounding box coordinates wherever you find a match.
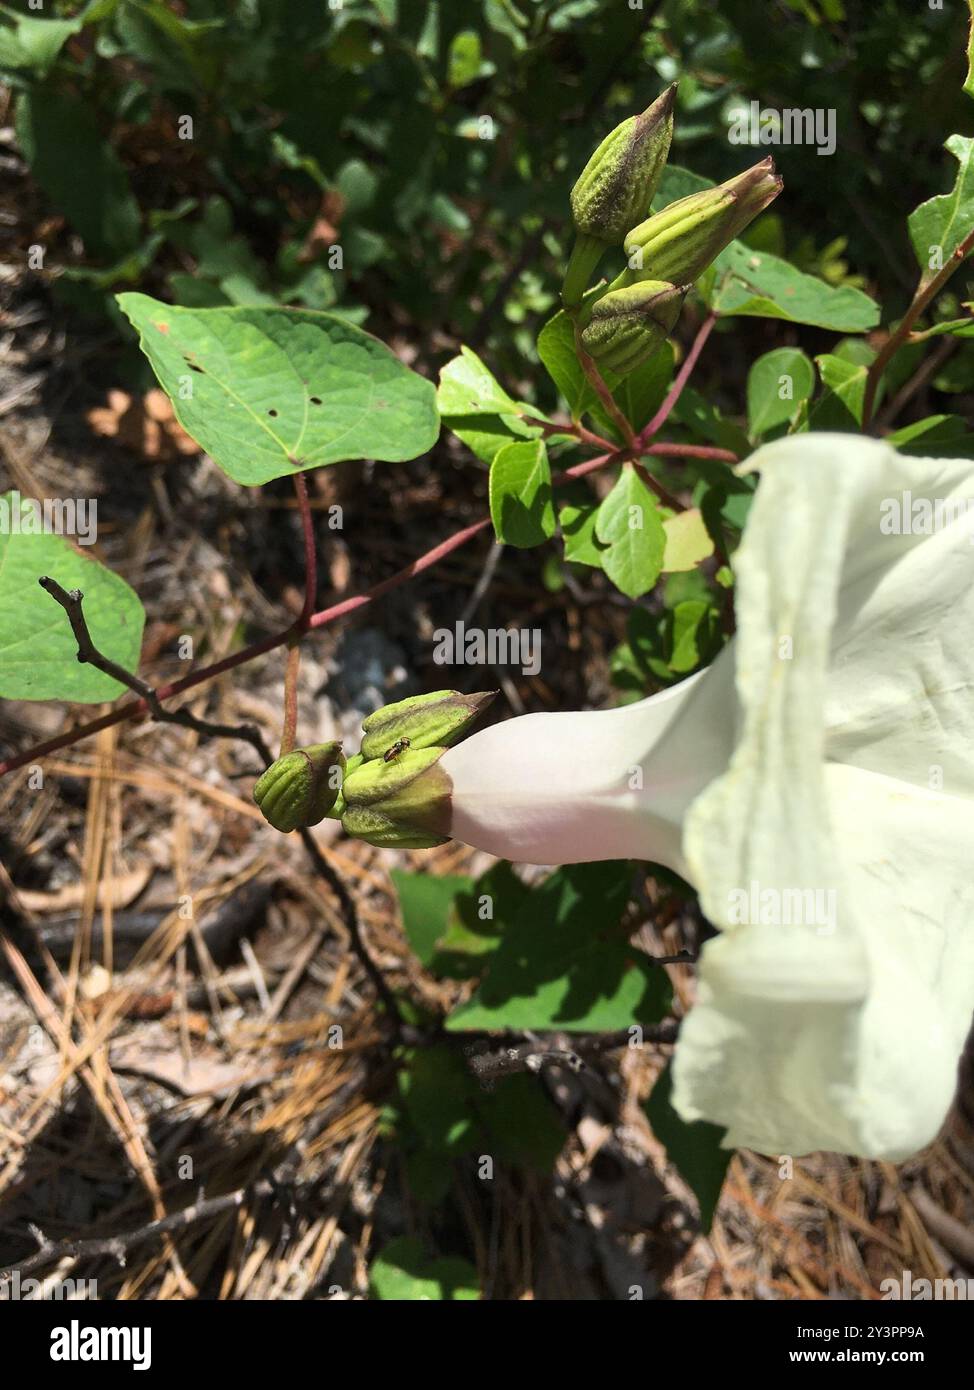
[383,737,411,762]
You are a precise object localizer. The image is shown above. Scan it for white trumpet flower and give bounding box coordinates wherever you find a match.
[439,433,974,1162]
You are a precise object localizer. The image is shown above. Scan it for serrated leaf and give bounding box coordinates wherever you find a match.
[594,468,666,599]
[645,1061,730,1233]
[118,293,439,485]
[0,496,145,702]
[746,347,815,438]
[661,508,714,572]
[706,241,879,332]
[489,439,554,548]
[447,864,672,1033]
[908,134,974,290]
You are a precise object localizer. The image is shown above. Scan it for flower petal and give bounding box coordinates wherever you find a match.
[674,433,974,1159]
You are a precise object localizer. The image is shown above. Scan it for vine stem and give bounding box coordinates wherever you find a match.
[294,471,317,628]
[279,643,301,756]
[572,318,638,450]
[862,225,974,429]
[639,310,718,444]
[1,452,630,779]
[278,472,317,756]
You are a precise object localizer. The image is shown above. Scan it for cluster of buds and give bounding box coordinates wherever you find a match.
[253,690,495,848]
[564,87,782,377]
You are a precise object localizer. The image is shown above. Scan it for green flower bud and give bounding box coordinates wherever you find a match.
[341,745,453,849]
[579,280,686,377]
[622,157,782,287]
[360,689,495,762]
[254,742,345,833]
[570,85,677,246]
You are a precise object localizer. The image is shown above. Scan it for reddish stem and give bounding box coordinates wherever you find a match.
[639,311,718,444]
[644,441,737,463]
[280,643,301,756]
[862,225,974,430]
[572,320,637,450]
[632,461,684,513]
[293,471,317,629]
[0,452,628,780]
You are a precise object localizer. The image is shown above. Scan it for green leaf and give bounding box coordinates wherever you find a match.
[810,353,869,428]
[447,863,672,1033]
[661,509,713,572]
[594,468,666,599]
[15,88,141,260]
[117,293,440,486]
[369,1238,479,1301]
[0,12,82,75]
[537,291,620,421]
[398,1047,478,1154]
[887,413,974,455]
[645,1061,731,1233]
[912,313,974,339]
[908,135,974,290]
[559,496,606,568]
[435,346,543,464]
[489,439,555,548]
[447,29,483,87]
[479,1074,564,1172]
[668,599,718,674]
[0,496,145,702]
[437,346,523,417]
[746,348,815,438]
[706,241,879,332]
[390,870,472,968]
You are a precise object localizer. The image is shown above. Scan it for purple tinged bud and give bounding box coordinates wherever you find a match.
[569,85,677,247]
[623,157,782,286]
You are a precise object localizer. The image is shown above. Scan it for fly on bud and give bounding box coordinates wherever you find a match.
[359,689,495,762]
[254,742,346,833]
[341,745,453,849]
[578,280,686,377]
[621,158,782,288]
[562,84,677,307]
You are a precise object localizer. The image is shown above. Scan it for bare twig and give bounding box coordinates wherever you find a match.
[464,1021,680,1085]
[37,577,393,1032]
[298,826,402,1034]
[0,1179,313,1282]
[38,576,270,761]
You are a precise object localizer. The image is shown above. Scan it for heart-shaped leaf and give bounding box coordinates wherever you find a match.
[118,293,439,486]
[0,494,145,702]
